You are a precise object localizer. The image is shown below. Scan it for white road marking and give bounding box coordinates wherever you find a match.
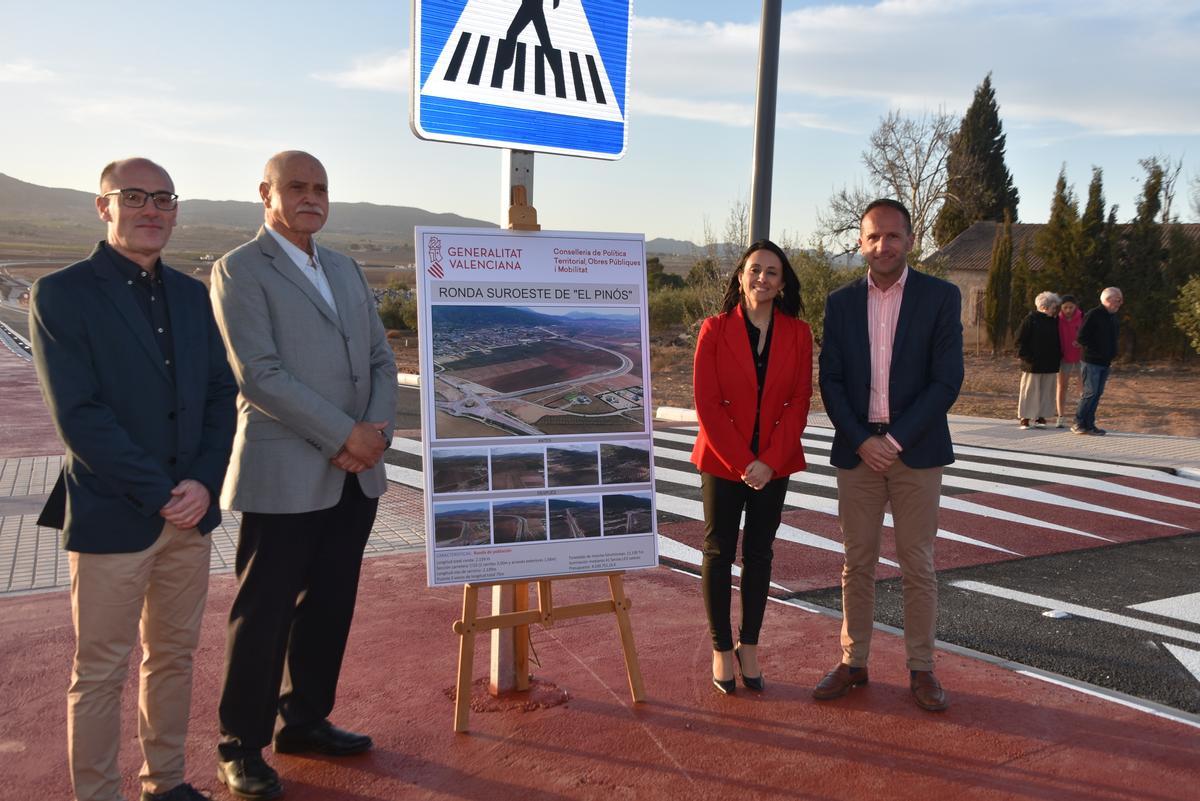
[1162,643,1200,685]
[950,580,1200,645]
[1128,591,1200,626]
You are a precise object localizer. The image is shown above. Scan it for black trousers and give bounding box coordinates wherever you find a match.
[217,474,377,759]
[700,472,789,652]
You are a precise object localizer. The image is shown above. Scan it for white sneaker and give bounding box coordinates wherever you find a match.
[1056,416,1065,428]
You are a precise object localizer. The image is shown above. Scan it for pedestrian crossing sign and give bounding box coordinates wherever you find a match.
[411,0,632,159]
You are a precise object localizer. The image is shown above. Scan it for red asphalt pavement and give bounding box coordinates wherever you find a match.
[3,555,1199,801]
[3,338,1199,799]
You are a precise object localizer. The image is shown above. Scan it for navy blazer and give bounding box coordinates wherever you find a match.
[818,269,963,470]
[30,243,237,553]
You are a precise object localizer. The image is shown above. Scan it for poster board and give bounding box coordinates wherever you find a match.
[415,227,658,587]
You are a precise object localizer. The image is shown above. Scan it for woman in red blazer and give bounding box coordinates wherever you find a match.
[690,239,812,694]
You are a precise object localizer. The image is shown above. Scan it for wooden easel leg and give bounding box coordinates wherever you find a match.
[514,581,530,691]
[454,584,479,732]
[608,573,646,702]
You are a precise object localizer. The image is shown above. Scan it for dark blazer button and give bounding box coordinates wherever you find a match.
[168,457,177,465]
[167,411,177,420]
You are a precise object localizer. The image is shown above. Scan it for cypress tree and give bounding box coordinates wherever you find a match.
[1079,167,1114,303]
[1116,161,1165,358]
[984,211,1013,353]
[1033,166,1081,295]
[1008,241,1032,340]
[934,73,1020,248]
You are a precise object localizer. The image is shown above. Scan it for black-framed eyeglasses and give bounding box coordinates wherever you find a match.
[102,188,179,211]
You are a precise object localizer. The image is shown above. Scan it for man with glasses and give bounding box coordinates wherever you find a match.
[30,158,237,801]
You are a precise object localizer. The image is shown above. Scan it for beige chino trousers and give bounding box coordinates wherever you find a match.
[67,522,211,801]
[836,460,942,672]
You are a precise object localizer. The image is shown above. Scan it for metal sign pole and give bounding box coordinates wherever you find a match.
[489,148,536,695]
[749,0,782,244]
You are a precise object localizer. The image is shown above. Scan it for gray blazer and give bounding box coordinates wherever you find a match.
[210,227,397,514]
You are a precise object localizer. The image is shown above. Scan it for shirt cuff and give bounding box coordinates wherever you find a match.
[885,433,903,452]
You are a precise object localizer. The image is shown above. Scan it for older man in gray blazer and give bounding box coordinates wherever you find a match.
[209,151,396,800]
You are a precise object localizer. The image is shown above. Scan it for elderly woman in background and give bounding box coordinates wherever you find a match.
[690,240,812,694]
[1055,294,1084,428]
[1015,291,1062,429]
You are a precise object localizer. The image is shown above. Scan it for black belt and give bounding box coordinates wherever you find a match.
[866,422,889,435]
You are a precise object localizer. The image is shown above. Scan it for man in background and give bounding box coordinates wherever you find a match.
[31,157,236,801]
[1073,286,1123,436]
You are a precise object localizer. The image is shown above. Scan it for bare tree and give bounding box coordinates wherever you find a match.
[1192,173,1200,221]
[1140,154,1185,222]
[722,197,750,268]
[817,109,958,258]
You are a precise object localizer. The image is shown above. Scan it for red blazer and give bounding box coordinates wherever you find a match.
[690,305,813,481]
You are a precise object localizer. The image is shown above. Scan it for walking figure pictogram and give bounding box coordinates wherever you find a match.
[496,0,566,98]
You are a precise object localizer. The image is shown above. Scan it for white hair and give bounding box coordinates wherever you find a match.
[1101,286,1123,301]
[1034,291,1060,311]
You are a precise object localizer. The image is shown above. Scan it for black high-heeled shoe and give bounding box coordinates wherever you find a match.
[735,645,765,691]
[713,649,736,694]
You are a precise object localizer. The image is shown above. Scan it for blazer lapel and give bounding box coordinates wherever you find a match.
[890,271,919,371]
[851,278,871,369]
[256,228,342,330]
[761,308,789,393]
[162,266,198,392]
[91,251,171,383]
[727,305,758,389]
[317,245,353,336]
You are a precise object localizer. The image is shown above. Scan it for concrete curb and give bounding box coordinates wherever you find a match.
[654,406,697,423]
[397,372,420,387]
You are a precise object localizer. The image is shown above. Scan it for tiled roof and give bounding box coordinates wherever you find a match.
[923,221,1200,273]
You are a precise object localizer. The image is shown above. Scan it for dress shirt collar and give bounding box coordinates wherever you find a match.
[866,265,908,293]
[265,224,322,272]
[101,240,164,282]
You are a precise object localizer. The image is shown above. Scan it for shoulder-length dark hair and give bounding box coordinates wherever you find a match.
[719,239,803,318]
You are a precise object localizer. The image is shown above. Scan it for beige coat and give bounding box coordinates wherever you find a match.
[210,227,397,513]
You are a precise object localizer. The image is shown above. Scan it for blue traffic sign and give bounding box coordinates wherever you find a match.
[411,0,632,159]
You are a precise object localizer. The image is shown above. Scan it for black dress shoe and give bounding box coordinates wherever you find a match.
[734,645,765,692]
[274,720,372,756]
[216,754,282,800]
[141,783,213,801]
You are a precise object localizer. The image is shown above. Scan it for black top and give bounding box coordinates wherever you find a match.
[102,242,176,381]
[743,309,774,454]
[1015,310,1061,373]
[1077,305,1120,366]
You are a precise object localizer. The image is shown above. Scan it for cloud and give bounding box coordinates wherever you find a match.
[313,52,410,94]
[55,94,273,152]
[632,91,852,133]
[630,1,1200,136]
[0,61,54,83]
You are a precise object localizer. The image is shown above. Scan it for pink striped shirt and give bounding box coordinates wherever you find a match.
[867,266,908,424]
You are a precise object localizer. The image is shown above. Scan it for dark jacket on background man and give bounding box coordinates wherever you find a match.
[1076,306,1120,366]
[1015,311,1061,373]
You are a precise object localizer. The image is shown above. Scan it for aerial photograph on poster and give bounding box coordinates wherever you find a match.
[432,501,492,549]
[548,496,602,540]
[602,492,654,537]
[491,499,549,544]
[600,441,652,485]
[546,443,600,487]
[430,305,645,439]
[489,445,546,490]
[430,447,490,494]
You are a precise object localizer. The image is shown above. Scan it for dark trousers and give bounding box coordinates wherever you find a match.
[1075,362,1110,430]
[217,474,377,759]
[700,472,788,652]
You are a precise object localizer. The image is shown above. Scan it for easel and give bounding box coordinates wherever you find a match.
[445,152,645,732]
[452,571,645,732]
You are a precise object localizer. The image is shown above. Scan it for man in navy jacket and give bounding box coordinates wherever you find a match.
[31,158,236,801]
[812,199,963,712]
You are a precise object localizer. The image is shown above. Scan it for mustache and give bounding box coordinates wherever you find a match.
[296,205,325,216]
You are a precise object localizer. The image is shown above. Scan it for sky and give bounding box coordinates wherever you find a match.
[2,0,1198,246]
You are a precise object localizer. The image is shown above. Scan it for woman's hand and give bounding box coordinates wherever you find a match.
[741,460,773,491]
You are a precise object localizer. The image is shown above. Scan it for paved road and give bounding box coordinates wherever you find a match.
[383,419,1200,715]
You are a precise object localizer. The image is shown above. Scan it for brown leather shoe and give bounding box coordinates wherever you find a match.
[812,663,868,700]
[910,670,948,711]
